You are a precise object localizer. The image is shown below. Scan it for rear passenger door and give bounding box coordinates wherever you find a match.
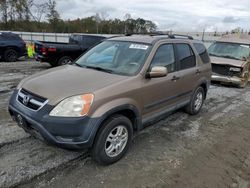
[174,43,199,102]
[193,43,212,80]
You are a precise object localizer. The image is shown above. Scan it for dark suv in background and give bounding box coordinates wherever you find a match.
[0,32,27,62]
[9,34,211,165]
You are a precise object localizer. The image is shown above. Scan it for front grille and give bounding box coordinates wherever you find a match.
[17,89,48,111]
[212,64,241,77]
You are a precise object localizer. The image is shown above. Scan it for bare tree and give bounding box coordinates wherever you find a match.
[0,0,8,27]
[29,2,48,23]
[46,0,60,32]
[94,13,101,34]
[124,13,131,33]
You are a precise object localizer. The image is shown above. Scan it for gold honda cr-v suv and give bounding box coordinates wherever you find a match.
[9,34,211,165]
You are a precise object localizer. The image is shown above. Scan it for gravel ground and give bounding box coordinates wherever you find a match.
[0,60,249,188]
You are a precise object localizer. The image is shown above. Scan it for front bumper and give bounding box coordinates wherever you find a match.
[8,90,102,150]
[211,73,243,85]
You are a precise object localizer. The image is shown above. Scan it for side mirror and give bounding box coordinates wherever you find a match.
[147,66,168,78]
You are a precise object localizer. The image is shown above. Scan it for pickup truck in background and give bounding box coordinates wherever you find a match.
[0,32,27,62]
[34,34,113,67]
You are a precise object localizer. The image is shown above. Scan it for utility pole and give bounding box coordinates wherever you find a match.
[202,28,205,42]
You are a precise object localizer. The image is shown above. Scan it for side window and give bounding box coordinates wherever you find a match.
[69,35,81,44]
[176,44,196,70]
[85,36,102,47]
[193,43,210,64]
[151,44,175,73]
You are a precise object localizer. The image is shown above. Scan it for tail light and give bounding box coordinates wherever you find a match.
[41,46,47,55]
[48,47,57,52]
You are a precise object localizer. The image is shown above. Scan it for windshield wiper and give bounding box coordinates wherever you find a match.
[209,53,241,60]
[209,53,220,57]
[83,65,115,74]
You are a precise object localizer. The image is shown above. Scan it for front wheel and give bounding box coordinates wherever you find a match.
[239,71,249,88]
[91,115,133,165]
[185,87,205,115]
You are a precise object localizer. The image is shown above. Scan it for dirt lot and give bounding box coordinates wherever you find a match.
[0,60,249,188]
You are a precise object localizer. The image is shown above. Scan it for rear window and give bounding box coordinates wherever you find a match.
[0,33,21,41]
[193,43,210,64]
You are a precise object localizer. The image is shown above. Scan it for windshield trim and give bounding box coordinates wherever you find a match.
[214,41,250,47]
[107,39,152,46]
[208,42,250,60]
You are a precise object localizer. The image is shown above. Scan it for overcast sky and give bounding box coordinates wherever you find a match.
[53,0,250,32]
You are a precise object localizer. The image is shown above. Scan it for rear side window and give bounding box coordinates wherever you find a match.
[0,33,22,42]
[85,36,104,47]
[69,35,83,44]
[193,43,210,64]
[12,34,22,40]
[151,44,175,73]
[176,44,196,70]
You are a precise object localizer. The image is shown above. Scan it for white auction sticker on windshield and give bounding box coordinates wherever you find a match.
[129,44,149,50]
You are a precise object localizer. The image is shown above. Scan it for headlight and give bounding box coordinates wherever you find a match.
[49,94,94,117]
[229,67,241,72]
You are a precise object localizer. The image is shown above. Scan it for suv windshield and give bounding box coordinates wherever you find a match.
[75,41,151,76]
[208,42,250,60]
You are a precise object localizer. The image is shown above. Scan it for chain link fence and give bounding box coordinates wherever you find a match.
[1,31,71,43]
[1,30,221,47]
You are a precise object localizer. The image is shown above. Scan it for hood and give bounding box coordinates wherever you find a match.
[210,56,246,68]
[19,65,128,105]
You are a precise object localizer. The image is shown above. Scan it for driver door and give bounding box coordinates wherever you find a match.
[141,43,183,122]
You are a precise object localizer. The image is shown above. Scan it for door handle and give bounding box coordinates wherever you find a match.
[171,75,180,81]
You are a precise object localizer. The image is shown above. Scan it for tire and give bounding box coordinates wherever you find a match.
[91,115,133,165]
[57,56,73,66]
[239,71,249,88]
[185,87,205,115]
[4,49,18,62]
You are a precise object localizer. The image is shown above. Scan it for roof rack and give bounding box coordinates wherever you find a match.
[168,34,194,40]
[125,31,166,36]
[124,32,193,40]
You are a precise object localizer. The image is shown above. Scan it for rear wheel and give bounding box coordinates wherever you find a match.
[4,49,18,62]
[91,115,133,165]
[58,56,73,66]
[185,87,205,115]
